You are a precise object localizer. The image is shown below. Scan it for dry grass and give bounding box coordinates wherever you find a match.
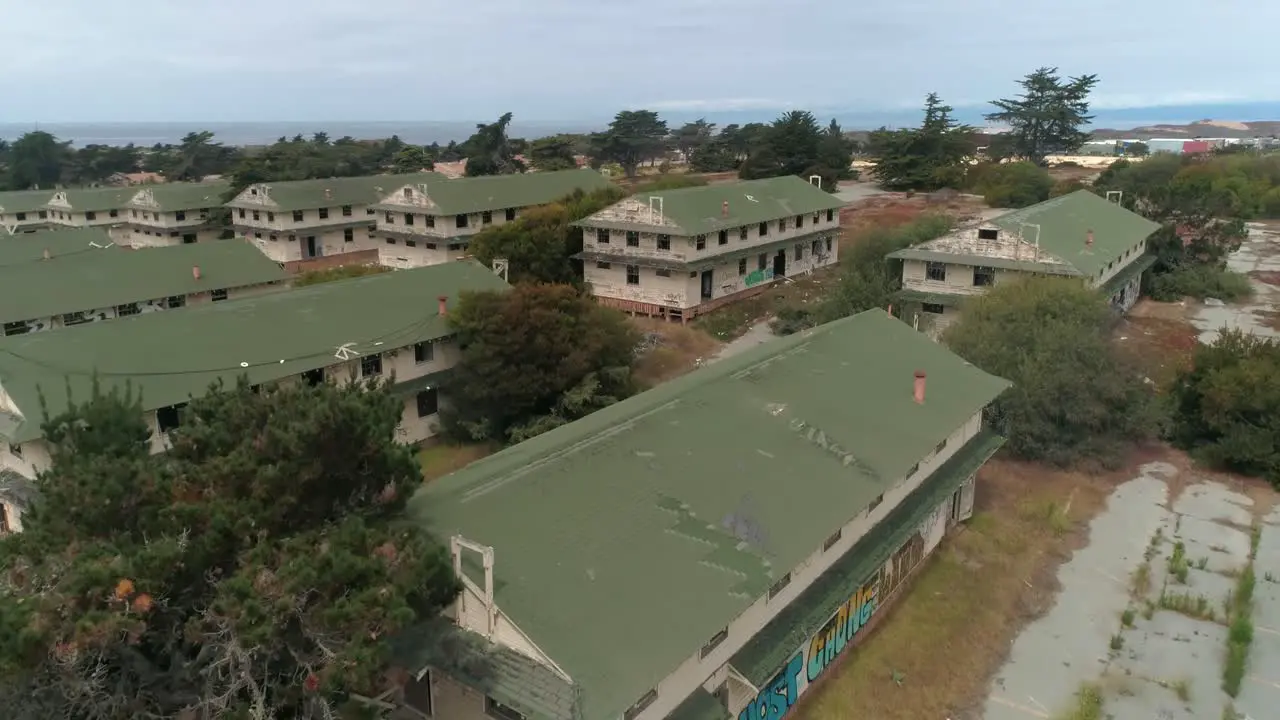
[1112,302,1200,390]
[629,318,723,388]
[794,453,1133,720]
[416,441,496,483]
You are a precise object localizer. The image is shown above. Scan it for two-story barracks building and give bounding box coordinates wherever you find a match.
[573,177,844,322]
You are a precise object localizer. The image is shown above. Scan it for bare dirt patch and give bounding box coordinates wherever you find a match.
[630,318,723,387]
[795,449,1166,720]
[1113,306,1200,390]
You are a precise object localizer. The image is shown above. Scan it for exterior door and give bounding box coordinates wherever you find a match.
[305,236,319,258]
[701,269,714,300]
[773,250,786,279]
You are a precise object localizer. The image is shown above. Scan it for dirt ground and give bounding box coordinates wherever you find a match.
[1113,299,1200,389]
[630,317,724,387]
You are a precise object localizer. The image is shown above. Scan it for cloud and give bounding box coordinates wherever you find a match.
[645,99,791,112]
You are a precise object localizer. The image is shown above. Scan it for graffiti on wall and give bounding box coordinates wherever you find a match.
[744,268,774,288]
[736,578,880,720]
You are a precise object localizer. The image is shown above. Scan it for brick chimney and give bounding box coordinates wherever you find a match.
[722,200,729,218]
[192,265,201,280]
[913,370,927,405]
[1086,229,1095,248]
[437,295,448,317]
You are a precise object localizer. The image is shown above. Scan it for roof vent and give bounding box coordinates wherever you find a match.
[192,265,201,280]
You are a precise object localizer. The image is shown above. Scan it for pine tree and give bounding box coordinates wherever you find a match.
[985,67,1099,164]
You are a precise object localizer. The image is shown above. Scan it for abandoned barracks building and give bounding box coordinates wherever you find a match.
[0,261,508,533]
[0,189,57,233]
[111,180,232,247]
[44,186,139,229]
[370,168,612,269]
[573,176,844,322]
[0,232,287,337]
[888,190,1160,331]
[402,309,1011,720]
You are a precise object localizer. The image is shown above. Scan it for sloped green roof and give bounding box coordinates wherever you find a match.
[372,169,613,215]
[0,189,55,215]
[51,186,139,213]
[225,172,445,212]
[991,190,1161,277]
[412,310,1010,720]
[573,176,845,236]
[0,240,289,325]
[128,181,231,211]
[0,227,120,266]
[0,260,510,443]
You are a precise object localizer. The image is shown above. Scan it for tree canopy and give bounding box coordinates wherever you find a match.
[443,284,640,444]
[942,278,1158,468]
[738,111,854,191]
[984,67,1099,164]
[966,161,1054,208]
[869,93,973,192]
[461,112,526,177]
[589,110,669,178]
[0,379,468,718]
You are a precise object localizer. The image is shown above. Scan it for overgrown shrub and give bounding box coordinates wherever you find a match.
[1170,330,1280,487]
[966,161,1053,208]
[1145,264,1253,302]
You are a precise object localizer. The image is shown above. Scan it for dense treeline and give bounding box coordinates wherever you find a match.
[0,107,857,196]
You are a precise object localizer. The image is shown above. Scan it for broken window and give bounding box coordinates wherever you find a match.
[700,628,729,659]
[486,696,526,720]
[695,234,706,250]
[425,215,436,228]
[626,231,640,247]
[778,218,787,232]
[416,389,439,417]
[795,214,804,228]
[344,228,354,242]
[482,211,493,224]
[977,227,999,240]
[175,211,186,221]
[342,205,352,216]
[626,265,640,285]
[86,211,97,221]
[456,215,469,229]
[156,403,187,433]
[794,244,803,262]
[758,221,768,237]
[657,234,671,250]
[292,210,304,222]
[826,209,835,222]
[738,258,747,276]
[656,269,671,277]
[166,296,185,309]
[925,261,947,282]
[596,229,609,244]
[405,213,415,226]
[318,208,329,220]
[2,321,30,336]
[360,354,383,377]
[718,230,728,245]
[596,261,611,269]
[414,341,434,364]
[973,266,996,287]
[757,253,767,271]
[922,303,944,314]
[739,226,748,241]
[266,212,273,222]
[116,303,140,316]
[14,212,25,221]
[211,289,228,302]
[505,208,516,221]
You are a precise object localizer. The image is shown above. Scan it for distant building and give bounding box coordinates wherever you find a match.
[44,186,138,228]
[0,189,54,233]
[0,261,509,533]
[573,176,844,322]
[226,172,441,268]
[0,233,287,337]
[889,190,1161,333]
[369,169,613,268]
[399,309,1011,720]
[112,181,232,247]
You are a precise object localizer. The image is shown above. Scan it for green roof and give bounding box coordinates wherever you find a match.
[50,186,140,213]
[0,240,289,325]
[573,176,845,236]
[225,172,445,212]
[128,181,231,211]
[0,260,510,443]
[411,310,1010,720]
[991,190,1161,277]
[0,227,120,266]
[0,189,55,215]
[888,191,1160,278]
[372,169,613,215]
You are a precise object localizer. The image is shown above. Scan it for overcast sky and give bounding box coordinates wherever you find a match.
[2,0,1277,123]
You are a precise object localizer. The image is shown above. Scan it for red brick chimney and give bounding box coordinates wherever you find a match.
[1086,229,1095,247]
[192,265,201,280]
[722,201,729,218]
[437,295,448,317]
[913,370,927,405]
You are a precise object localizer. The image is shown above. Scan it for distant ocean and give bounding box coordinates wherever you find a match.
[4,102,1280,146]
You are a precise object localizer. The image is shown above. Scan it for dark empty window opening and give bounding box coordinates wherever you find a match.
[156,403,187,433]
[425,215,436,228]
[626,265,640,285]
[757,253,767,271]
[925,261,947,282]
[318,208,329,220]
[341,205,352,217]
[596,261,611,269]
[385,212,395,224]
[626,231,640,247]
[117,303,140,316]
[505,208,516,221]
[700,628,729,659]
[758,222,768,236]
[486,697,526,720]
[657,234,671,250]
[62,311,89,325]
[166,295,185,309]
[934,438,948,455]
[794,244,803,262]
[597,229,610,244]
[85,211,97,221]
[38,210,47,219]
[977,227,999,240]
[695,234,706,250]
[718,230,728,245]
[778,218,787,232]
[405,213,415,226]
[823,529,842,551]
[14,212,26,221]
[973,266,996,287]
[922,302,945,314]
[3,321,30,336]
[768,572,792,599]
[361,354,383,377]
[455,215,469,229]
[739,226,748,241]
[403,671,433,716]
[406,239,417,247]
[293,210,304,222]
[266,212,274,222]
[8,442,22,458]
[795,214,804,228]
[825,237,833,253]
[868,493,884,512]
[344,227,354,242]
[738,258,747,275]
[302,368,325,386]
[175,211,186,221]
[211,289,228,302]
[414,341,434,364]
[108,210,117,218]
[416,388,439,417]
[623,690,659,720]
[826,209,834,222]
[482,211,493,224]
[656,268,671,277]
